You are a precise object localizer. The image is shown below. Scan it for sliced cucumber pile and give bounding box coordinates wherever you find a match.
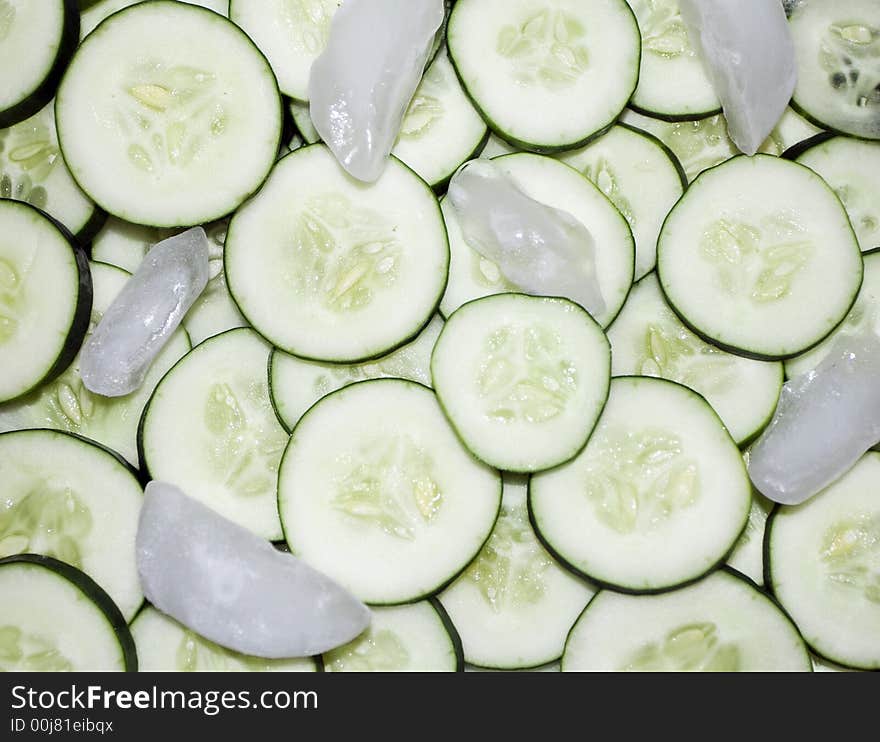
[4,0,879,672]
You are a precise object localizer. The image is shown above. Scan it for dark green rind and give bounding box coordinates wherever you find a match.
[528,376,751,594]
[0,1,80,129]
[764,504,880,671]
[431,293,612,474]
[224,145,451,365]
[656,155,864,362]
[616,122,689,191]
[0,553,138,672]
[626,102,723,125]
[560,566,812,672]
[277,378,503,607]
[789,99,880,144]
[446,0,641,155]
[429,126,489,195]
[0,199,93,404]
[428,597,465,672]
[56,1,284,229]
[266,348,292,434]
[780,131,836,161]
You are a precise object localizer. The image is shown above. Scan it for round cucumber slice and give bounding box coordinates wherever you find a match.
[767,452,880,670]
[0,199,91,405]
[56,1,282,227]
[448,0,640,151]
[140,328,288,541]
[131,606,319,672]
[0,554,136,671]
[562,568,811,672]
[658,155,863,360]
[440,152,635,328]
[432,294,611,473]
[530,376,751,592]
[278,379,502,605]
[226,144,449,363]
[323,600,462,672]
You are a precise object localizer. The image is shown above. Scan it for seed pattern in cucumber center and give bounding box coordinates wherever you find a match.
[583,427,700,534]
[621,622,741,671]
[0,1,15,42]
[464,502,552,612]
[581,157,635,226]
[0,486,93,568]
[497,8,590,90]
[331,435,442,540]
[820,22,880,112]
[290,194,402,313]
[175,628,279,672]
[0,108,61,211]
[834,182,879,250]
[325,629,409,671]
[821,513,880,604]
[0,251,34,346]
[634,0,693,59]
[0,625,73,672]
[700,213,814,304]
[639,321,738,396]
[477,324,579,424]
[204,382,287,498]
[122,62,227,175]
[282,0,339,55]
[399,56,449,140]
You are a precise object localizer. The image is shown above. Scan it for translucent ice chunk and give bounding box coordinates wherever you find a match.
[80,228,209,398]
[447,159,605,318]
[679,0,797,156]
[309,0,445,182]
[137,481,371,659]
[748,329,880,505]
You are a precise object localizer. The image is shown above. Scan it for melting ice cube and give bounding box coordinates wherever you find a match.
[80,228,209,398]
[136,481,371,659]
[679,0,797,155]
[748,329,880,505]
[447,159,605,318]
[308,0,445,182]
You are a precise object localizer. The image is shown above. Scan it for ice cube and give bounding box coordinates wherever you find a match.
[679,0,797,156]
[136,481,371,659]
[447,159,606,318]
[80,228,210,398]
[308,0,445,182]
[748,329,880,505]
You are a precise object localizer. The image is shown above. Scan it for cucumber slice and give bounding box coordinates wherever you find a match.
[0,261,190,467]
[479,133,519,159]
[0,429,143,620]
[795,136,880,253]
[392,48,488,189]
[131,606,319,672]
[789,0,880,140]
[621,107,822,182]
[0,199,91,405]
[278,379,502,605]
[558,124,686,280]
[562,568,811,672]
[226,145,449,363]
[289,99,320,144]
[439,474,594,670]
[726,469,773,586]
[607,274,783,445]
[439,152,635,328]
[81,0,230,39]
[230,0,340,102]
[432,294,611,473]
[658,155,863,360]
[57,1,282,227]
[530,376,751,592]
[0,0,78,128]
[323,600,462,672]
[270,315,444,432]
[766,452,880,670]
[0,100,103,240]
[785,250,880,380]
[140,328,288,540]
[448,0,640,151]
[0,554,136,671]
[624,0,721,120]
